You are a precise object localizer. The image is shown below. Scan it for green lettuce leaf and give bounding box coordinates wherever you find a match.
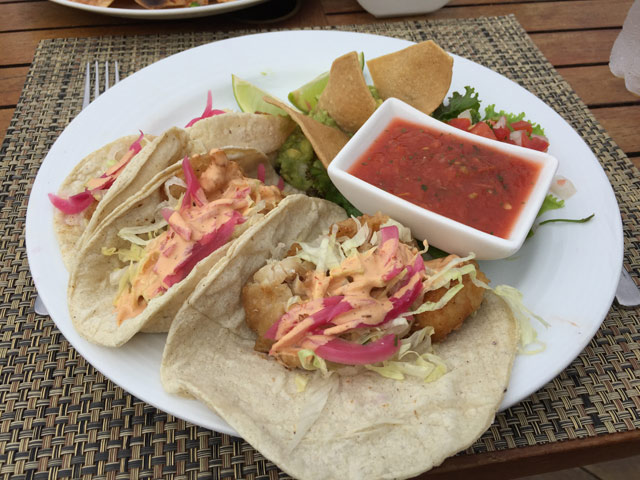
[432,86,481,123]
[483,104,546,136]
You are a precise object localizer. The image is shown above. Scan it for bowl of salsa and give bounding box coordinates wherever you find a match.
[327,98,559,260]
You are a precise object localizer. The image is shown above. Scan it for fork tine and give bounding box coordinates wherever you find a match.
[82,62,91,110]
[94,60,100,102]
[105,61,110,91]
[114,61,120,85]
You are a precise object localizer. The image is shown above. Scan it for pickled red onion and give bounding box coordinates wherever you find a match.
[315,334,399,365]
[163,210,245,289]
[181,156,207,210]
[184,91,225,128]
[50,130,145,215]
[48,191,95,215]
[257,163,266,184]
[265,296,348,341]
[129,130,145,155]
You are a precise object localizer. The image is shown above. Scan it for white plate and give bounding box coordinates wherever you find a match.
[26,30,623,436]
[48,0,268,20]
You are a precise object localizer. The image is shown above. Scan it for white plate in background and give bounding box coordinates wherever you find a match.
[48,0,268,20]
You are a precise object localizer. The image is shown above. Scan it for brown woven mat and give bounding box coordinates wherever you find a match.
[1,15,638,479]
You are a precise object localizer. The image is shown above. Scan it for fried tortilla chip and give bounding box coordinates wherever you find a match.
[367,40,453,115]
[265,97,349,168]
[317,51,377,133]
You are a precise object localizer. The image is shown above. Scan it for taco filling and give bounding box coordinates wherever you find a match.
[49,131,147,216]
[111,149,285,324]
[243,213,487,377]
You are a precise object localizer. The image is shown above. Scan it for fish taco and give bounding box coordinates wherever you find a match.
[160,209,519,479]
[51,111,294,270]
[50,131,161,269]
[68,146,297,347]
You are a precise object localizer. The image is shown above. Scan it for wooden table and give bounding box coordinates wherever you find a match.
[1,0,639,173]
[1,1,638,478]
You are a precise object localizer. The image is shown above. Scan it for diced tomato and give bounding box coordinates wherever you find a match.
[522,134,549,152]
[510,120,533,135]
[447,118,471,130]
[493,126,510,141]
[468,121,497,140]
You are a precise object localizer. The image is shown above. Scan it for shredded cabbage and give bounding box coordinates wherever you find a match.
[298,349,329,375]
[339,221,370,258]
[294,227,344,272]
[364,327,447,382]
[102,244,145,263]
[493,284,549,354]
[163,175,187,204]
[117,220,168,246]
[408,282,464,315]
[379,218,413,244]
[448,255,549,353]
[294,374,309,393]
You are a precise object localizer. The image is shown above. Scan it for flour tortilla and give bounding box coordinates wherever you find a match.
[187,112,295,158]
[161,205,518,479]
[68,148,292,347]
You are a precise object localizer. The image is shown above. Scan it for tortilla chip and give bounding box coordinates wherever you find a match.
[265,97,349,168]
[367,40,453,115]
[161,209,518,479]
[317,52,377,133]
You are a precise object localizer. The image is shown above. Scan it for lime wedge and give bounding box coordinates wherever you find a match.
[231,74,288,116]
[288,52,365,114]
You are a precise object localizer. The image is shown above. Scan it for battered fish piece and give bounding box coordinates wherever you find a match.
[243,256,309,353]
[244,213,393,358]
[417,257,488,342]
[242,214,488,368]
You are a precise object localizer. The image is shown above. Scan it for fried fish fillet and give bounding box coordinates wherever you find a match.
[416,258,488,342]
[242,214,488,367]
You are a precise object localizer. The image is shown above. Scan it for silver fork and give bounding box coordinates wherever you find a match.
[34,61,120,316]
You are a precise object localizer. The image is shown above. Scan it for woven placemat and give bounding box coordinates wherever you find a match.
[0,15,638,479]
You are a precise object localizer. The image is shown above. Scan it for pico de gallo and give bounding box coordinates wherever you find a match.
[432,87,550,152]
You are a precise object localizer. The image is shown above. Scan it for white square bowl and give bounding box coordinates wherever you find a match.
[327,98,559,260]
[356,0,450,18]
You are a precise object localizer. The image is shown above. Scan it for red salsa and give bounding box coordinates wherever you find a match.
[349,118,542,239]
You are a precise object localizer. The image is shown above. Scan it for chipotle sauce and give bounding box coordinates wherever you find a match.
[349,118,542,239]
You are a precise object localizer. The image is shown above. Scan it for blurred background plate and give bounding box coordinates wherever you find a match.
[48,0,268,20]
